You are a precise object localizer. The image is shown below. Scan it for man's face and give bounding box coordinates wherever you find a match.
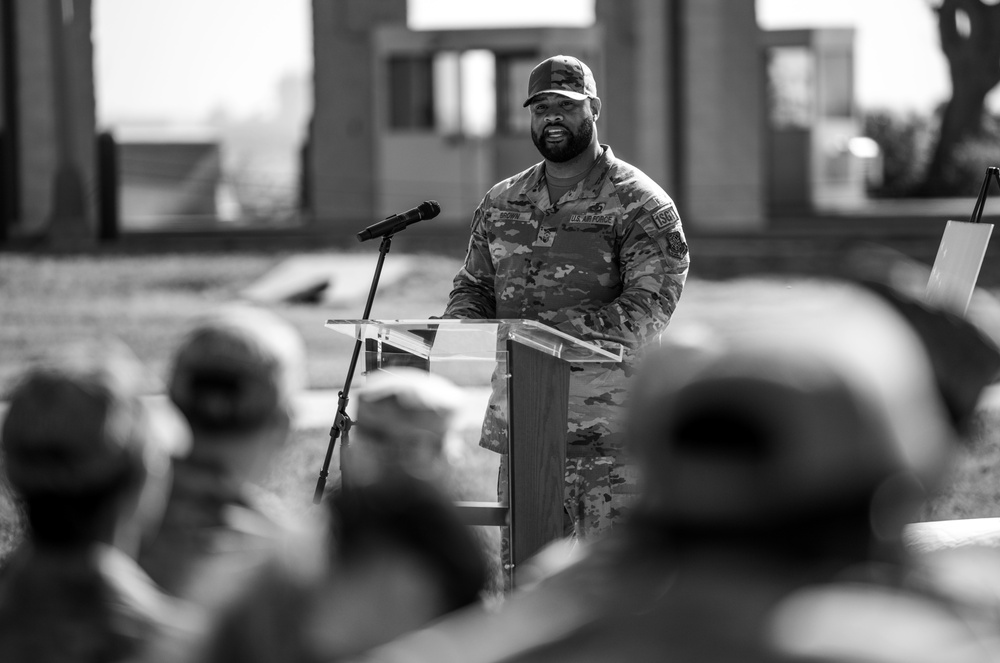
[528,93,596,163]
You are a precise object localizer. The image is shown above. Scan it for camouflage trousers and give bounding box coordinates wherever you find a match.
[498,453,639,589]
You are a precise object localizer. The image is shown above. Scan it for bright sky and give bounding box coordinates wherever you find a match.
[93,0,312,124]
[758,0,961,114]
[408,0,593,29]
[93,0,995,125]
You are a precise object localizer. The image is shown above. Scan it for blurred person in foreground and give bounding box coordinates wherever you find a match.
[190,367,489,662]
[138,306,308,607]
[443,55,690,547]
[342,367,467,484]
[342,368,503,594]
[847,246,1000,639]
[193,469,489,663]
[0,339,193,662]
[351,280,1000,663]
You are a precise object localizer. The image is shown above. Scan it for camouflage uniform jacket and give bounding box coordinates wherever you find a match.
[445,145,689,462]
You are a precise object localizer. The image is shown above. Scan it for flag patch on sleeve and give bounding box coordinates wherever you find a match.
[652,203,681,230]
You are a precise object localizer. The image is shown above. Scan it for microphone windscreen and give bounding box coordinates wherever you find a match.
[420,200,442,219]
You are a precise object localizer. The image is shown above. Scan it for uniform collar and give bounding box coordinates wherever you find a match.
[521,145,614,211]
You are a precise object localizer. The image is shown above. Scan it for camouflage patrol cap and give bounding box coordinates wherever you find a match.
[355,368,465,458]
[169,306,306,434]
[1,339,190,494]
[523,55,598,107]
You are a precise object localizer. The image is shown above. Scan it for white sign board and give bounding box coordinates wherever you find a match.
[926,220,994,314]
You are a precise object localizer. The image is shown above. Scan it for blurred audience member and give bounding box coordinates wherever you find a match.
[344,368,466,483]
[195,470,488,663]
[846,243,1000,436]
[349,281,1000,663]
[139,306,307,606]
[0,339,192,662]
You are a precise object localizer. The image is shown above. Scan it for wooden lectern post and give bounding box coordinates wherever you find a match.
[506,339,569,569]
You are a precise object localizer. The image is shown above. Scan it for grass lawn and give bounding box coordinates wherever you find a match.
[0,250,463,395]
[1,251,1000,571]
[0,249,491,569]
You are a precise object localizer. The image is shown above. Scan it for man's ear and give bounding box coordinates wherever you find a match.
[590,97,602,120]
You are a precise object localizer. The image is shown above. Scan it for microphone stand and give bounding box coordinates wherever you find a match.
[969,166,1000,224]
[313,232,394,503]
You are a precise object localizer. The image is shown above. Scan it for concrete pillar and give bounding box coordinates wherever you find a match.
[10,0,96,240]
[597,0,764,232]
[681,0,764,231]
[596,0,677,195]
[310,0,406,233]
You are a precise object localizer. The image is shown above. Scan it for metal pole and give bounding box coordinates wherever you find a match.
[969,166,1000,224]
[313,233,394,503]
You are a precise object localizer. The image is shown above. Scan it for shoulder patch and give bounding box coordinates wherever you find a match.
[665,231,688,259]
[651,203,681,230]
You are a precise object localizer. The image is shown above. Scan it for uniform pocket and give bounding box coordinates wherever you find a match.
[564,456,640,540]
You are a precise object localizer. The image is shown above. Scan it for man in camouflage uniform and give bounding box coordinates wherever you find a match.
[444,55,689,545]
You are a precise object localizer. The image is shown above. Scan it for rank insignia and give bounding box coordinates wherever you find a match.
[533,226,556,247]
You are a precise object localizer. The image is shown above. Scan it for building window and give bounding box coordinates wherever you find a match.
[820,51,853,118]
[388,50,496,137]
[389,55,434,130]
[497,54,537,135]
[767,46,815,129]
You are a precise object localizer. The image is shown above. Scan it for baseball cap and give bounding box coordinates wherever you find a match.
[169,306,306,433]
[1,339,190,494]
[523,55,598,107]
[629,282,953,528]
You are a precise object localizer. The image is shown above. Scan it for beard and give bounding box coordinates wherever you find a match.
[531,116,595,163]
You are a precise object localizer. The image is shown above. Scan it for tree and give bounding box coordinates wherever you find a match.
[920,0,1000,195]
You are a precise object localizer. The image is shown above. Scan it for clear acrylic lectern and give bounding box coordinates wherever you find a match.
[325,319,623,580]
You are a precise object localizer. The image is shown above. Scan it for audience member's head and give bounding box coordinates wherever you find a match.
[168,306,306,481]
[628,282,955,557]
[198,471,488,663]
[347,368,465,481]
[334,471,487,602]
[1,338,189,553]
[307,472,488,657]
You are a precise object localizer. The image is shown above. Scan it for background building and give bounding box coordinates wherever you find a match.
[0,0,894,245]
[309,0,768,234]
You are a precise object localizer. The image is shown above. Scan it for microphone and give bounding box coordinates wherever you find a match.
[357,201,441,242]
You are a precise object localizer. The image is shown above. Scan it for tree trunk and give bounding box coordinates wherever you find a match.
[918,0,1000,196]
[920,76,993,196]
